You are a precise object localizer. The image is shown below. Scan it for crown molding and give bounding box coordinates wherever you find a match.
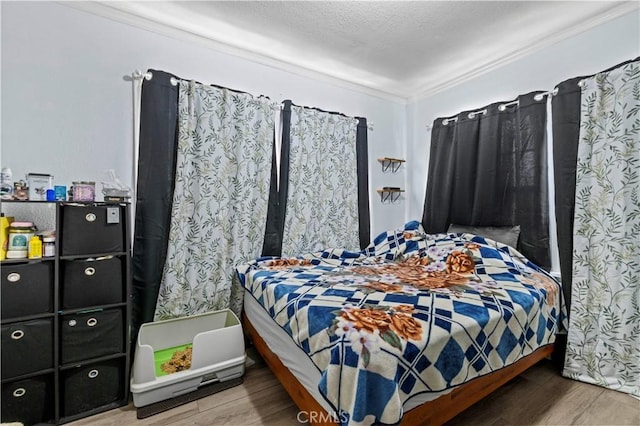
[409,1,640,102]
[57,1,407,104]
[58,1,637,105]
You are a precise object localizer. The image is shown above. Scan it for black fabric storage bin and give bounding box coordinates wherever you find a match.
[1,262,53,319]
[61,205,124,256]
[61,358,124,417]
[62,257,124,309]
[1,319,53,379]
[61,308,123,364]
[1,374,54,426]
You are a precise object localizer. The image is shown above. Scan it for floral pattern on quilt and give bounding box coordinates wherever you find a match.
[237,221,565,426]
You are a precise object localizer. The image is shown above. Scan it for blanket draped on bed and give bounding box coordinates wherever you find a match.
[237,221,564,426]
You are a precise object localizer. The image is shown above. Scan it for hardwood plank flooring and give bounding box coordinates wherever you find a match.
[70,354,639,426]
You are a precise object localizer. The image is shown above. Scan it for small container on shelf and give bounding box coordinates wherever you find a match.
[13,181,29,201]
[54,185,67,201]
[28,236,42,259]
[0,167,13,200]
[72,182,96,202]
[43,236,56,257]
[27,173,53,201]
[6,222,36,259]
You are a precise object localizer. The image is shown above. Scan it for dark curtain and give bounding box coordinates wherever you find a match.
[131,70,179,341]
[422,92,551,270]
[551,77,582,313]
[421,117,457,233]
[262,101,370,255]
[356,117,371,250]
[262,101,292,257]
[514,93,550,269]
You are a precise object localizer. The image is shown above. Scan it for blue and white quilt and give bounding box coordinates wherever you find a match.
[237,221,565,426]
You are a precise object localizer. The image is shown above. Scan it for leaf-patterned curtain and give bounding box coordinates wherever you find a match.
[281,105,360,256]
[563,60,640,397]
[155,81,275,319]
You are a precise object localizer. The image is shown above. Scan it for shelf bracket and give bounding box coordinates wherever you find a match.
[378,157,405,174]
[377,189,404,204]
[381,159,393,173]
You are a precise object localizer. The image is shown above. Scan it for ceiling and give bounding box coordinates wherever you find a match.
[77,1,638,100]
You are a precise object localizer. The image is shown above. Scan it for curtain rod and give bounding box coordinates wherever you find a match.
[431,87,560,129]
[131,71,176,86]
[134,70,374,130]
[533,88,559,101]
[132,69,152,81]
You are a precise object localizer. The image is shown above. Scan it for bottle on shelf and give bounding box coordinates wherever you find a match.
[0,213,14,260]
[43,235,56,257]
[29,235,42,259]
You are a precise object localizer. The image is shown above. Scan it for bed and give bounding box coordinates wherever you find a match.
[236,221,565,425]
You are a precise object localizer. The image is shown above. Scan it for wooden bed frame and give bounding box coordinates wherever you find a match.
[243,313,554,425]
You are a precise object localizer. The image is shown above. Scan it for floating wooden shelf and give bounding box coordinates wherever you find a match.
[377,157,406,173]
[376,188,405,203]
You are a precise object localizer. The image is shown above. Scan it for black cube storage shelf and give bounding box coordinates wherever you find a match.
[61,257,124,309]
[1,374,55,426]
[1,318,54,379]
[60,308,125,364]
[1,261,53,319]
[60,357,125,418]
[59,204,125,256]
[0,201,132,425]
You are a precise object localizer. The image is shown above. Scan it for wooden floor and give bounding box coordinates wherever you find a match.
[70,352,639,426]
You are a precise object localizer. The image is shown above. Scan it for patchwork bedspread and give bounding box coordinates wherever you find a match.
[237,221,565,426]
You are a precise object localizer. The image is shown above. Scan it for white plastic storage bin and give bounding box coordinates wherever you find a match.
[130,309,245,407]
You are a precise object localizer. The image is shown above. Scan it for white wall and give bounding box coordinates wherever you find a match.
[3,3,638,239]
[406,10,640,220]
[1,1,406,238]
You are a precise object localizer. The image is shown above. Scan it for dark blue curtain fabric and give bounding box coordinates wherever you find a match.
[421,117,457,233]
[262,100,291,257]
[551,77,583,313]
[422,92,551,270]
[131,69,179,341]
[356,117,371,250]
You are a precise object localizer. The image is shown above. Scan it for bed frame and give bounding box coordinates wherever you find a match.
[243,313,554,425]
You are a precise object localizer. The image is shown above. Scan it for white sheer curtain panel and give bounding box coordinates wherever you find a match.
[563,60,639,397]
[281,106,360,256]
[155,80,275,319]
